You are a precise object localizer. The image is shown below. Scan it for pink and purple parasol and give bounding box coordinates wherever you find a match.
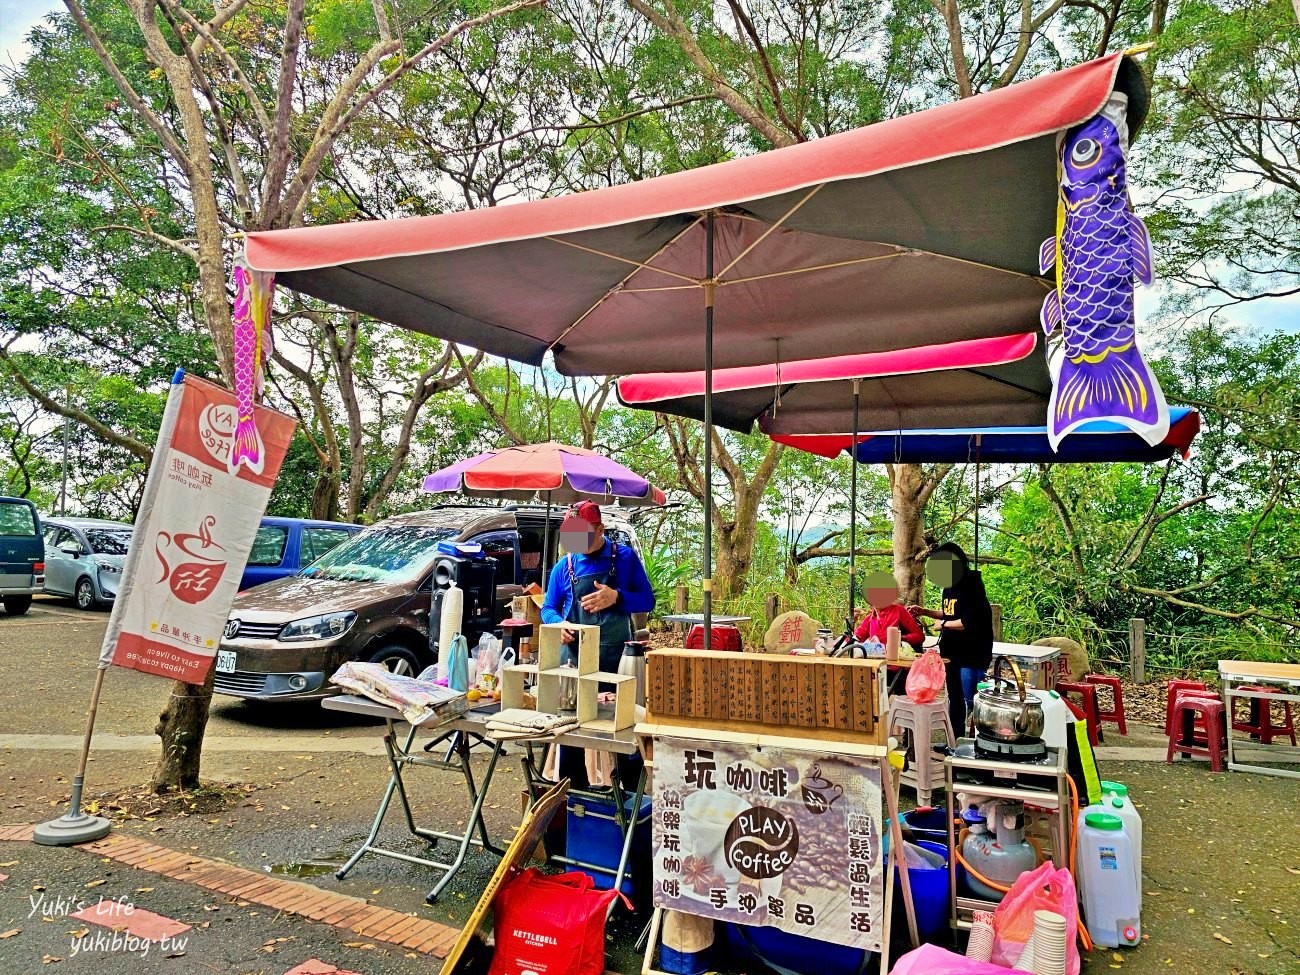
[422,441,665,507]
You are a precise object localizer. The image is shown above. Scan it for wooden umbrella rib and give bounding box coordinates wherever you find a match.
[542,232,701,285]
[720,251,905,286]
[715,183,825,281]
[617,285,701,293]
[547,217,704,352]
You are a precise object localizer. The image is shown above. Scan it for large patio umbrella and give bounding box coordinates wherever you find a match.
[616,332,1051,436]
[422,441,665,573]
[245,53,1149,645]
[772,407,1201,463]
[772,407,1200,598]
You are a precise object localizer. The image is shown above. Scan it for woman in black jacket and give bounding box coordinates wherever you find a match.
[910,542,995,736]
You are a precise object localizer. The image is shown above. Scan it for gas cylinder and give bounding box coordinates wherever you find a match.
[961,801,1038,901]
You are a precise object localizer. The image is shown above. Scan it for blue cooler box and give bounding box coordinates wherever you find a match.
[565,792,652,897]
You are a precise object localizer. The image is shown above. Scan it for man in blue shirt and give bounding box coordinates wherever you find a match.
[541,501,655,673]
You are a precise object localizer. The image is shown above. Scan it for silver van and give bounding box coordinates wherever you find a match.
[42,517,133,610]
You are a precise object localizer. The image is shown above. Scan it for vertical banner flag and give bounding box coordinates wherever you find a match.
[652,736,885,951]
[98,374,295,682]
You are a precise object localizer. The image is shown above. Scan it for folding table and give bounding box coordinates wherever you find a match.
[321,694,507,902]
[1219,660,1300,779]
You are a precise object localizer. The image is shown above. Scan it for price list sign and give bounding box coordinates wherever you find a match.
[652,736,884,951]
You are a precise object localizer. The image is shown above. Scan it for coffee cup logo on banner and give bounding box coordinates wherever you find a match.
[155,515,227,605]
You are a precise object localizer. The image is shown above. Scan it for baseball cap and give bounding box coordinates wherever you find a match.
[570,500,602,525]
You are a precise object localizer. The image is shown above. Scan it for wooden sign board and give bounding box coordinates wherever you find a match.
[644,648,883,744]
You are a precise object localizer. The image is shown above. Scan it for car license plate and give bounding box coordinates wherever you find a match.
[215,650,237,674]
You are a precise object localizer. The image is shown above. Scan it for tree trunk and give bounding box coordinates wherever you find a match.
[890,463,934,605]
[150,668,215,794]
[312,465,341,521]
[714,522,756,600]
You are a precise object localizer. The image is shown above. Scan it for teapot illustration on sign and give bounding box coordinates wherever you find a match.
[800,763,843,814]
[156,515,227,605]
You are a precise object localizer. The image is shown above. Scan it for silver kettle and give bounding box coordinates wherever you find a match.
[971,656,1046,742]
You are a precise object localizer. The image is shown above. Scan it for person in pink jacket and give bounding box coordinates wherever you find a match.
[854,570,925,649]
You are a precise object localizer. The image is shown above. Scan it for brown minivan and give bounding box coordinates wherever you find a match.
[214,505,644,703]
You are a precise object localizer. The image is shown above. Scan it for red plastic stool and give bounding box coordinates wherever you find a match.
[1166,693,1227,771]
[1056,681,1101,745]
[1232,685,1298,746]
[1164,679,1210,739]
[685,624,742,651]
[1084,673,1127,736]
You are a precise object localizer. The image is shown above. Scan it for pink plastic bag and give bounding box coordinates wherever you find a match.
[889,943,1030,975]
[990,862,1081,975]
[905,647,946,704]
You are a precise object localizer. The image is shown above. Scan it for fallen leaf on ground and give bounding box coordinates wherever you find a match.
[1213,932,1233,944]
[84,879,106,888]
[0,860,18,867]
[0,929,18,939]
[68,929,88,938]
[42,956,61,964]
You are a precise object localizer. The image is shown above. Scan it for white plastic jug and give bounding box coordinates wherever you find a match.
[1100,780,1143,889]
[1077,812,1141,949]
[1026,687,1072,750]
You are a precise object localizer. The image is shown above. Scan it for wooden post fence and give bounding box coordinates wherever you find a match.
[991,603,1003,642]
[765,593,782,626]
[1129,618,1146,683]
[674,584,689,638]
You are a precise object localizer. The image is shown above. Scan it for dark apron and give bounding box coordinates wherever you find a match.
[563,543,632,674]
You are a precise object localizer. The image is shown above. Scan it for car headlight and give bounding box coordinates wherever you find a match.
[278,611,357,642]
[98,562,122,574]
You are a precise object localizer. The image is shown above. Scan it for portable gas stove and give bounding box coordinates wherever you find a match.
[972,731,1049,763]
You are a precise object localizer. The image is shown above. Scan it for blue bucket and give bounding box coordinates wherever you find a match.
[899,806,951,844]
[720,923,870,975]
[894,838,951,943]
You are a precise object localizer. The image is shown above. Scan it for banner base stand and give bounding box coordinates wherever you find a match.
[34,774,111,846]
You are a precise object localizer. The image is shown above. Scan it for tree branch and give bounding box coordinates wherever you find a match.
[0,349,152,459]
[61,0,192,175]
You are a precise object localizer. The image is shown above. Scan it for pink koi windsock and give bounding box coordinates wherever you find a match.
[229,261,275,475]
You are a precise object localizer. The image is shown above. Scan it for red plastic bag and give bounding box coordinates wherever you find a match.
[488,868,624,975]
[990,862,1081,975]
[905,647,946,704]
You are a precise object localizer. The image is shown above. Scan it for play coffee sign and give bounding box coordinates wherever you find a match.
[652,736,884,951]
[99,375,294,683]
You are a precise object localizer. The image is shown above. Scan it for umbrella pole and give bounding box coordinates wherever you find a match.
[542,490,553,583]
[973,435,982,566]
[702,211,715,651]
[849,379,860,621]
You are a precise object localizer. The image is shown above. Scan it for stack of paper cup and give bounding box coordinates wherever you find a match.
[1028,910,1068,975]
[965,910,995,961]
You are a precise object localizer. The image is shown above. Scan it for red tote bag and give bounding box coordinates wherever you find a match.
[488,868,626,975]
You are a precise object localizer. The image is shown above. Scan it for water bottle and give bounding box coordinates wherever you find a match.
[1100,780,1143,890]
[619,641,648,707]
[1077,812,1141,948]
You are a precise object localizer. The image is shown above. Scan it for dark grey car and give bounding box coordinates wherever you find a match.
[213,505,643,703]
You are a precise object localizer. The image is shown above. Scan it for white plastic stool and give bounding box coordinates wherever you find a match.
[888,696,957,805]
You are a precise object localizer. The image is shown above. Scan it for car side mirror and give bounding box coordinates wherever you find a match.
[60,544,83,557]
